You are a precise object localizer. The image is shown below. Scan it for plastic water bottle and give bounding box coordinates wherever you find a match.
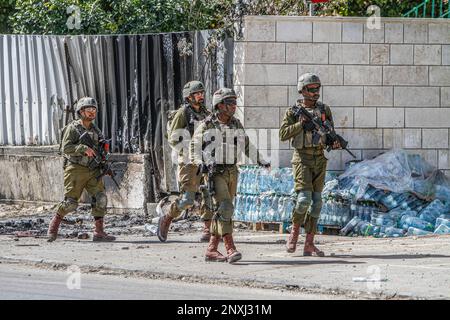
[419,212,439,224]
[258,168,269,193]
[244,195,251,221]
[342,202,350,226]
[340,216,362,236]
[399,216,434,232]
[435,218,450,228]
[407,227,432,236]
[359,222,375,236]
[434,224,450,234]
[419,199,444,222]
[234,195,242,220]
[357,202,365,220]
[350,201,357,219]
[252,196,260,221]
[277,197,286,222]
[283,197,295,222]
[439,214,450,220]
[260,195,269,221]
[384,226,405,237]
[271,196,280,222]
[363,203,371,222]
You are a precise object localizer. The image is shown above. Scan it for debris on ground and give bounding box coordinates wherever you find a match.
[0,202,209,239]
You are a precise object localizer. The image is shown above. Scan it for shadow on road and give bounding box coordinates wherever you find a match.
[235,259,365,266]
[326,254,450,260]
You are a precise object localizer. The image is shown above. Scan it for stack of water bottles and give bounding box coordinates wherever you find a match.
[339,188,450,238]
[234,166,295,223]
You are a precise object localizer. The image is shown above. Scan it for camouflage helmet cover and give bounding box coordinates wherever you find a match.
[182,80,205,99]
[297,72,321,93]
[76,97,98,114]
[212,88,237,109]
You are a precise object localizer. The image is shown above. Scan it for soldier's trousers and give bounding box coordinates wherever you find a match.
[56,163,107,218]
[210,165,238,237]
[168,163,214,220]
[291,153,327,234]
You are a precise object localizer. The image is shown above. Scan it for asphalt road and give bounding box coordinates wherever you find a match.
[0,263,341,300]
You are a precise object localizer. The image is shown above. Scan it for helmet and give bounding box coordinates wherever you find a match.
[297,73,321,93]
[182,81,205,100]
[212,88,237,109]
[76,97,98,114]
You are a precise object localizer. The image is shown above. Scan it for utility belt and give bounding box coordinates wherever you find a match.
[65,155,102,170]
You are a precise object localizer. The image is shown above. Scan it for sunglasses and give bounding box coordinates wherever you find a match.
[304,87,321,93]
[223,98,237,106]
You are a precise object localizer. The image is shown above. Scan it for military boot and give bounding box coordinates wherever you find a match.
[47,214,63,242]
[303,233,325,257]
[157,214,174,242]
[286,223,300,253]
[199,220,211,242]
[223,234,242,263]
[93,218,116,242]
[205,235,227,262]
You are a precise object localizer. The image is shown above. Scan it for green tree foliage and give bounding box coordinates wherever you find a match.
[10,0,113,34]
[5,0,434,35]
[0,0,16,33]
[318,0,426,17]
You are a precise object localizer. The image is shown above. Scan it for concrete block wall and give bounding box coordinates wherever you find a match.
[0,146,152,214]
[234,16,450,175]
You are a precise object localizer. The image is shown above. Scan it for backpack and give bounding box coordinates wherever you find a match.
[165,105,196,139]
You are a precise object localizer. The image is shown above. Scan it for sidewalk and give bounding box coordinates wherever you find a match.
[1,229,450,299]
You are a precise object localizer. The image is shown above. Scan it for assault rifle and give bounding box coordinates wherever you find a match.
[198,163,216,213]
[292,104,356,158]
[78,132,121,188]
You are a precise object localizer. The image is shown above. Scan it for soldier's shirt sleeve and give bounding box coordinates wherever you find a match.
[190,122,206,165]
[62,125,89,156]
[279,108,303,141]
[168,108,187,147]
[324,104,334,128]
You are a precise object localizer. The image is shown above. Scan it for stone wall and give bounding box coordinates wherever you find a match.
[234,16,450,174]
[0,146,153,215]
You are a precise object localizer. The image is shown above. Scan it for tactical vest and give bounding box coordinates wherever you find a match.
[61,120,103,167]
[203,115,244,166]
[291,101,328,150]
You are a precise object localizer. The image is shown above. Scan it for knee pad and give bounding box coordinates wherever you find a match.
[216,199,234,222]
[57,197,78,215]
[294,191,312,215]
[92,192,108,210]
[177,191,196,210]
[309,192,323,218]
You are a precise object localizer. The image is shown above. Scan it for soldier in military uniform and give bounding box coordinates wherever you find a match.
[280,73,340,256]
[47,97,116,242]
[157,81,213,242]
[191,88,267,263]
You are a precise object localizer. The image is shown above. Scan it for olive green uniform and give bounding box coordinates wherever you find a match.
[167,104,212,219]
[279,100,334,234]
[190,114,252,236]
[56,120,107,218]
